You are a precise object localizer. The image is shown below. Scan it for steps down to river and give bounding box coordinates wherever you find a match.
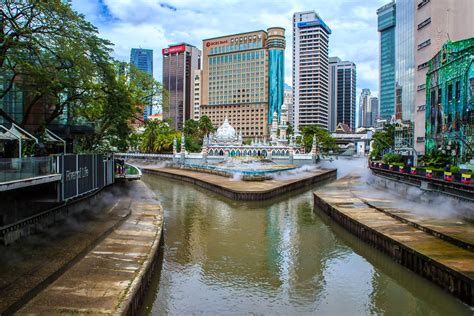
[314,176,474,306]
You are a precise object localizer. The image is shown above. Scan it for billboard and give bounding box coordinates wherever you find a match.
[162,44,186,55]
[60,154,114,201]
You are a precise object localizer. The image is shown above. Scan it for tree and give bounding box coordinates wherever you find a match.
[1,1,113,128]
[139,120,180,153]
[76,62,167,152]
[301,125,337,153]
[370,124,395,160]
[198,115,215,138]
[287,122,294,139]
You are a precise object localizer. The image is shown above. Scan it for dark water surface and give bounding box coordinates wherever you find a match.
[140,174,471,315]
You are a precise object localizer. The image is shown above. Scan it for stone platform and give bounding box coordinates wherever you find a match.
[144,167,337,200]
[1,181,163,315]
[314,176,474,306]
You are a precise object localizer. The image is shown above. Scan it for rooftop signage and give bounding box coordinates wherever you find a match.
[162,44,186,55]
[206,39,229,47]
[297,20,332,34]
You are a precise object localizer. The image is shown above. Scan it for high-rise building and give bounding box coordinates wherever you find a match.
[369,97,379,127]
[413,0,474,154]
[130,48,153,121]
[358,89,371,128]
[329,57,356,131]
[395,0,415,124]
[292,11,331,132]
[193,70,202,121]
[200,28,286,139]
[162,43,201,130]
[283,86,293,129]
[377,1,396,121]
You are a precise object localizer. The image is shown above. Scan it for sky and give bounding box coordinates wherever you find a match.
[72,0,387,100]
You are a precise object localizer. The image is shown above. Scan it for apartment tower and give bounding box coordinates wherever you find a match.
[329,57,357,131]
[292,11,331,132]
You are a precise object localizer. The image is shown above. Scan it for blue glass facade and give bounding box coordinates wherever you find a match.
[266,28,286,125]
[377,1,396,120]
[268,49,284,124]
[130,48,153,120]
[395,0,415,122]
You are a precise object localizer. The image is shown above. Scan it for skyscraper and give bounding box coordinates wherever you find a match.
[358,89,371,128]
[377,1,396,121]
[193,70,202,121]
[130,48,153,121]
[369,97,379,127]
[283,86,293,129]
[329,57,356,131]
[162,43,201,130]
[413,0,474,154]
[200,28,286,139]
[292,11,331,132]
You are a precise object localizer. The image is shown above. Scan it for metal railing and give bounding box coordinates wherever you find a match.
[0,156,58,183]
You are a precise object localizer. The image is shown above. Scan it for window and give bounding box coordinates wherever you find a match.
[448,83,453,102]
[417,39,431,50]
[437,87,442,104]
[417,17,431,30]
[455,81,461,100]
[417,61,429,70]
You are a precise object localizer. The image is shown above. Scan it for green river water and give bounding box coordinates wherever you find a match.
[139,173,472,315]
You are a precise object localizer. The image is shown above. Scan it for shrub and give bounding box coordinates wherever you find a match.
[382,153,403,164]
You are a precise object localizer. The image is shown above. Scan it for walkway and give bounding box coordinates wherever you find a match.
[0,181,163,314]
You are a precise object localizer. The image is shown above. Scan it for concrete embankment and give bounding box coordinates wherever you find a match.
[144,167,336,201]
[1,180,163,315]
[314,176,474,306]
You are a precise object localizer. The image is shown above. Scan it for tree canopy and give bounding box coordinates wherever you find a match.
[300,125,337,154]
[370,124,395,160]
[1,1,166,153]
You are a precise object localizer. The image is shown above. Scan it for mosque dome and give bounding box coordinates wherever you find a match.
[281,102,288,111]
[215,117,236,143]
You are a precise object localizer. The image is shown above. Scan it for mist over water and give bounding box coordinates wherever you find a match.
[321,157,473,220]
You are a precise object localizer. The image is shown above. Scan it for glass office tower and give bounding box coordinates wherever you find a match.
[377,1,396,120]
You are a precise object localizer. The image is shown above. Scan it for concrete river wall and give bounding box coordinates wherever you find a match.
[313,177,474,306]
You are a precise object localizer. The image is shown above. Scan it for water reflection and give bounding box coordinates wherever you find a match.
[140,174,471,315]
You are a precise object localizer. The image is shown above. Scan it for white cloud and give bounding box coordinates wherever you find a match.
[72,0,387,94]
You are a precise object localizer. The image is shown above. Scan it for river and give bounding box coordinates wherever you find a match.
[139,173,471,315]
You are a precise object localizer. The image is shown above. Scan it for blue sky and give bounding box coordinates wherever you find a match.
[72,0,388,99]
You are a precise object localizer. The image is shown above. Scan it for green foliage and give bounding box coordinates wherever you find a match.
[450,165,460,174]
[370,124,394,160]
[139,120,180,153]
[382,153,403,164]
[301,125,337,153]
[182,116,216,152]
[418,150,452,168]
[1,2,167,153]
[287,122,294,138]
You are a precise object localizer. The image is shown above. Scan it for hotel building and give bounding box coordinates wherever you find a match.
[162,43,201,130]
[200,28,285,139]
[292,11,331,132]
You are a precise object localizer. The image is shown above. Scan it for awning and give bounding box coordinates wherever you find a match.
[0,123,38,142]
